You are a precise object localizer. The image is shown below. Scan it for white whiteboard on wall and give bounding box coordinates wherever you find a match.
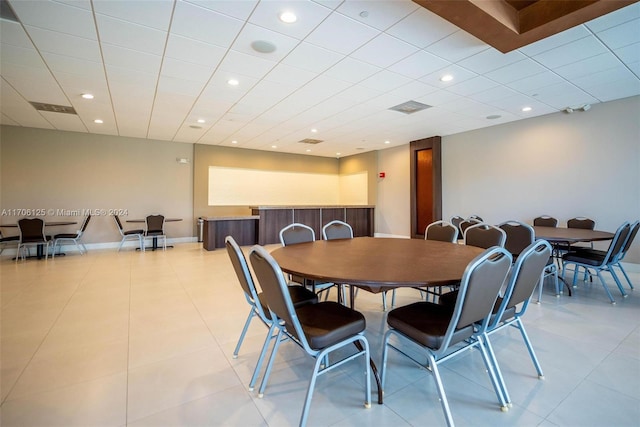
[208,167,368,206]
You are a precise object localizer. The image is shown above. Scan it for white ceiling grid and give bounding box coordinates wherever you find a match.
[0,0,638,158]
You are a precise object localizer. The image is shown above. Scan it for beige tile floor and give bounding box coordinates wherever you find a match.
[1,243,639,426]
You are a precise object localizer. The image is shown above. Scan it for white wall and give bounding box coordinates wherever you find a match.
[376,96,640,263]
[376,144,411,237]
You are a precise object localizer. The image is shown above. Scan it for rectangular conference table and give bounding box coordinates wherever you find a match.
[270,236,485,404]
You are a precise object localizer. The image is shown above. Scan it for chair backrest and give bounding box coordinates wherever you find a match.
[279,223,315,246]
[225,236,270,323]
[498,220,535,257]
[425,220,458,243]
[617,220,639,262]
[79,214,91,234]
[469,214,483,222]
[322,220,353,240]
[490,240,552,328]
[464,223,507,249]
[440,247,511,352]
[602,222,632,265]
[567,217,595,230]
[18,218,46,242]
[146,214,165,233]
[113,215,125,233]
[459,218,481,236]
[533,216,558,227]
[249,245,311,352]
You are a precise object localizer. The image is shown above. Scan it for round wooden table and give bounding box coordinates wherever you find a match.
[270,236,485,289]
[270,236,485,405]
[533,226,614,243]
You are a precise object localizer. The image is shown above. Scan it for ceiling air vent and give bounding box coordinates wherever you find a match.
[388,100,432,114]
[30,102,77,115]
[298,138,323,144]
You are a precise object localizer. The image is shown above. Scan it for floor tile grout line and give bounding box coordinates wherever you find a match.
[0,256,96,406]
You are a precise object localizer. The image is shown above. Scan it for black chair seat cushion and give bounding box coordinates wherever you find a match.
[563,251,606,266]
[124,229,144,235]
[54,233,78,239]
[21,236,51,243]
[387,302,473,349]
[0,236,19,242]
[295,301,365,350]
[146,231,164,236]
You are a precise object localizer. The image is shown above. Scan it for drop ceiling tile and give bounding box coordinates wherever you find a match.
[334,85,382,103]
[470,85,521,103]
[0,44,46,70]
[171,1,243,48]
[486,94,553,115]
[0,114,20,126]
[161,57,214,83]
[505,70,565,94]
[596,19,640,50]
[386,7,458,48]
[25,26,102,63]
[457,48,526,75]
[264,63,317,86]
[9,0,96,39]
[93,0,173,30]
[157,75,205,97]
[484,58,548,85]
[323,57,381,84]
[533,36,609,69]
[102,44,162,74]
[530,81,598,109]
[165,35,226,68]
[583,77,640,102]
[2,66,67,104]
[554,52,623,81]
[447,76,499,96]
[305,11,378,55]
[218,50,276,79]
[336,0,419,32]
[281,42,344,73]
[518,25,591,57]
[1,21,36,48]
[350,33,418,68]
[0,80,56,128]
[415,89,463,107]
[585,2,640,33]
[41,53,104,80]
[54,73,110,100]
[105,65,157,89]
[248,0,332,40]
[358,70,411,92]
[184,0,258,20]
[97,15,167,56]
[423,30,488,63]
[419,64,477,87]
[572,65,638,89]
[386,81,438,101]
[615,42,640,64]
[40,110,87,132]
[387,50,450,79]
[231,23,300,62]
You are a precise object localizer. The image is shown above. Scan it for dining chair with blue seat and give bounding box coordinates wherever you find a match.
[562,221,631,304]
[225,236,318,393]
[249,244,371,427]
[52,214,91,257]
[381,246,513,427]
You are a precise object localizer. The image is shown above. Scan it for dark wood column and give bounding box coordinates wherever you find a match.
[410,136,442,239]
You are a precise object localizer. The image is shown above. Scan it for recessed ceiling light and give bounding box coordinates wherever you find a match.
[311,128,317,133]
[279,11,297,23]
[306,149,311,152]
[231,140,238,144]
[272,145,277,149]
[81,93,94,99]
[251,40,277,54]
[227,79,239,86]
[384,140,390,144]
[522,106,532,112]
[197,119,206,123]
[336,152,341,156]
[359,11,369,18]
[440,74,454,82]
[94,119,103,124]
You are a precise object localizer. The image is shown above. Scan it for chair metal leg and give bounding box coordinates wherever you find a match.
[616,262,634,290]
[595,270,616,304]
[258,328,284,397]
[428,354,455,427]
[514,318,544,378]
[249,323,277,392]
[607,266,627,297]
[233,309,255,358]
[476,334,509,410]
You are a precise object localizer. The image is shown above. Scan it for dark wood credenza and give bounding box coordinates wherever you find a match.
[251,205,375,245]
[202,216,259,250]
